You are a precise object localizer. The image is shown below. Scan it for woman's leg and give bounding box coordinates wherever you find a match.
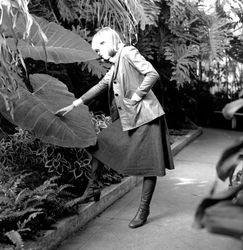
[82,156,102,202]
[90,156,102,186]
[128,176,157,228]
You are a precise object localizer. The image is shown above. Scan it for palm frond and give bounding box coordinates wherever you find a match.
[207,16,233,62]
[78,0,159,43]
[124,0,160,29]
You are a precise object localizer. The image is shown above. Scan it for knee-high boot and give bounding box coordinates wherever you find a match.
[82,157,102,202]
[128,176,157,229]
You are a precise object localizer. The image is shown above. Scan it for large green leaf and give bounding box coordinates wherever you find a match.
[164,43,198,86]
[0,74,97,148]
[7,16,98,64]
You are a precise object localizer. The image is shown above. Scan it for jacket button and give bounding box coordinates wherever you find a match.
[113,80,117,84]
[115,93,118,96]
[118,107,122,110]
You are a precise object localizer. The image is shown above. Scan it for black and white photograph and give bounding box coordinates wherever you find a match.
[0,0,243,249]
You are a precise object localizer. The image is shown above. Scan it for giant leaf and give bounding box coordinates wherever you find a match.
[0,74,97,148]
[216,139,243,181]
[7,16,98,64]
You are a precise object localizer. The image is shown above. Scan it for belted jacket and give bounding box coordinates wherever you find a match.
[81,45,165,131]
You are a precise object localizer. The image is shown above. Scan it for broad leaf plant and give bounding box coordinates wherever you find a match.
[0,0,98,148]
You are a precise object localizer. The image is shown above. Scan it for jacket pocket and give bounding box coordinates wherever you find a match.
[123,97,138,106]
[121,98,142,126]
[120,91,164,131]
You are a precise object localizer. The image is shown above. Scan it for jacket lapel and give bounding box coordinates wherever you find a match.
[108,45,124,87]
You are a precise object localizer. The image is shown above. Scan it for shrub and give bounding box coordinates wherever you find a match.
[0,112,123,247]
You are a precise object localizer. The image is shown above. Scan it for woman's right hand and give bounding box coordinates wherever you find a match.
[55,104,75,117]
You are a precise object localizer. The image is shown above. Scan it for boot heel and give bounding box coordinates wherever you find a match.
[83,186,101,203]
[93,189,101,202]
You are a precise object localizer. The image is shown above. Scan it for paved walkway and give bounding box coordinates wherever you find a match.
[58,128,242,250]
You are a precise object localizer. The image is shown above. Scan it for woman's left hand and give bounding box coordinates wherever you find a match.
[131,93,142,103]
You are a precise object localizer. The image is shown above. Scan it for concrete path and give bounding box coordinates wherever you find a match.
[58,128,242,250]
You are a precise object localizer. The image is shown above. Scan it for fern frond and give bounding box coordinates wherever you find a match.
[57,184,75,194]
[15,188,31,206]
[29,177,59,197]
[5,230,24,250]
[12,173,33,193]
[20,211,43,229]
[124,0,160,30]
[78,0,159,43]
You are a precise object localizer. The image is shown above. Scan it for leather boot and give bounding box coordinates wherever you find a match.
[81,157,102,202]
[128,176,157,229]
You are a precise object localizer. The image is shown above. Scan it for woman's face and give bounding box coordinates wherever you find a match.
[95,39,115,60]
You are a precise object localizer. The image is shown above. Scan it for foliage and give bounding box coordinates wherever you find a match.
[0,0,163,148]
[227,37,243,64]
[135,1,233,86]
[0,73,97,148]
[0,0,47,117]
[29,0,160,44]
[136,25,161,60]
[0,129,88,183]
[0,112,121,247]
[203,16,233,62]
[162,0,237,86]
[164,43,198,87]
[0,2,102,148]
[62,0,159,42]
[0,176,77,246]
[7,15,98,64]
[194,183,243,240]
[2,0,241,136]
[194,93,243,240]
[90,112,112,134]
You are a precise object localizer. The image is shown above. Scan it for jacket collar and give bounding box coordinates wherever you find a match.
[109,44,125,65]
[111,44,125,80]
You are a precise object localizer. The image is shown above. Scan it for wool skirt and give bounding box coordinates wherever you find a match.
[87,115,174,176]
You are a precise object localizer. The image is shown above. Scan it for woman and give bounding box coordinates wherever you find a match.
[56,27,174,229]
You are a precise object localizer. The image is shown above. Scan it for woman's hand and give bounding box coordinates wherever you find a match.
[55,104,75,117]
[131,93,142,103]
[55,98,83,117]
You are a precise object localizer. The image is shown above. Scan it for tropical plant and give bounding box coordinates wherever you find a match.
[0,175,77,247]
[0,0,100,148]
[0,0,166,148]
[2,0,239,142]
[49,0,160,41]
[163,0,237,86]
[194,92,243,241]
[0,113,121,248]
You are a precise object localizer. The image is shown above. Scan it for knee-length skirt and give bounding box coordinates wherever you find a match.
[87,115,174,176]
